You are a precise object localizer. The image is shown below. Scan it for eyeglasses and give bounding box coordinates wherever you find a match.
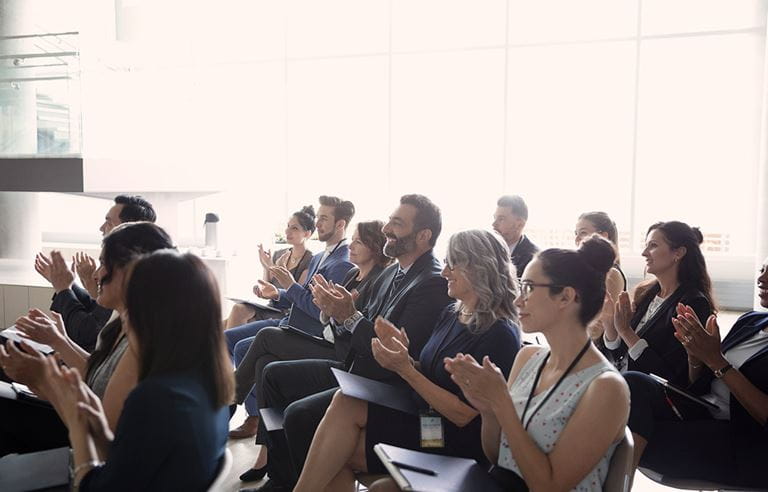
[443,258,454,271]
[515,279,566,300]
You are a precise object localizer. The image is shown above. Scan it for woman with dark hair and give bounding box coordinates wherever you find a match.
[38,251,234,490]
[0,222,173,456]
[441,236,630,491]
[603,221,715,386]
[225,206,316,329]
[574,211,627,345]
[233,220,391,476]
[623,257,768,487]
[293,230,521,492]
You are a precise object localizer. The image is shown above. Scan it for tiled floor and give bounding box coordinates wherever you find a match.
[221,311,744,491]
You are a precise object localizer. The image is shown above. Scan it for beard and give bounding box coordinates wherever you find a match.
[318,228,334,242]
[383,231,418,258]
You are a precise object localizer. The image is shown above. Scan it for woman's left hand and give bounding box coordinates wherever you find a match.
[445,354,507,413]
[14,310,68,348]
[269,266,297,289]
[40,357,90,431]
[672,305,725,369]
[371,337,413,374]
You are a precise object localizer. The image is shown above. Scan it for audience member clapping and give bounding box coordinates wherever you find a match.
[623,256,768,487]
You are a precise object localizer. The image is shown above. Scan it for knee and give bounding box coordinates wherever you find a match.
[229,303,254,323]
[326,390,366,426]
[234,338,253,364]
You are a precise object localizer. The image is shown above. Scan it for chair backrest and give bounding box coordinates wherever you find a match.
[604,427,635,492]
[207,448,233,492]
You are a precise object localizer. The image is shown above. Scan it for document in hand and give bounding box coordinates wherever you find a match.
[331,368,419,415]
[0,326,54,355]
[374,443,503,492]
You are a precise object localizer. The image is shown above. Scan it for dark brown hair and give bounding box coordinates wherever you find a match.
[537,236,616,325]
[125,251,234,407]
[85,222,174,382]
[400,194,442,247]
[356,220,392,267]
[318,195,355,226]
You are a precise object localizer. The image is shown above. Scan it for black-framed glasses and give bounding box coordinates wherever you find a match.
[515,279,566,300]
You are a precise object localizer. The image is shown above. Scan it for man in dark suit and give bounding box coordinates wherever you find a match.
[493,194,538,277]
[33,195,156,351]
[243,194,451,491]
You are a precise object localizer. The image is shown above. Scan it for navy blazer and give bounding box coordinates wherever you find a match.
[344,250,452,381]
[510,235,538,277]
[608,282,712,386]
[273,241,354,321]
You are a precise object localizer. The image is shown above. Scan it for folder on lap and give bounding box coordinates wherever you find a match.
[331,368,419,415]
[374,443,503,492]
[259,407,285,432]
[649,373,719,410]
[0,446,70,491]
[226,297,283,314]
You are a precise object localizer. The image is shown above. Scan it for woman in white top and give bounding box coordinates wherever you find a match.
[444,236,629,491]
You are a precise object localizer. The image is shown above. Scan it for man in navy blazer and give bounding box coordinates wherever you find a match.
[224,195,355,370]
[243,195,452,491]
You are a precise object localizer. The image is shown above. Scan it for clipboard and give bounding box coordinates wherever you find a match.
[331,368,419,415]
[281,325,333,347]
[374,443,503,492]
[226,297,283,313]
[649,373,719,410]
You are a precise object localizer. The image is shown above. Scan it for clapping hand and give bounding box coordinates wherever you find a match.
[74,252,98,298]
[258,244,274,270]
[371,318,413,374]
[47,251,76,293]
[15,309,68,348]
[253,279,279,300]
[672,304,725,369]
[34,252,53,283]
[444,353,507,414]
[310,274,358,321]
[0,340,49,397]
[613,291,639,345]
[269,265,297,289]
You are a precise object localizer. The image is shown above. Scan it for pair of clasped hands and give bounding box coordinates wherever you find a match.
[252,244,300,300]
[35,251,99,298]
[601,290,724,368]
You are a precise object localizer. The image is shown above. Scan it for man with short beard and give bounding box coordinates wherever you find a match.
[242,194,451,492]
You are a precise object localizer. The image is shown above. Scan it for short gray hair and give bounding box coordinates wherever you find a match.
[446,230,519,332]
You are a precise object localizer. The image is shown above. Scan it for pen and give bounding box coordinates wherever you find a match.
[390,460,437,476]
[663,390,684,420]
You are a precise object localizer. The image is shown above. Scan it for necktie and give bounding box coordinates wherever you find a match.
[391,268,406,293]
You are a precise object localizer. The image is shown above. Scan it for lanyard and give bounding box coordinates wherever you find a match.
[520,339,592,430]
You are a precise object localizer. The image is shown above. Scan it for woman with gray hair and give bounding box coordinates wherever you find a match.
[293,230,522,492]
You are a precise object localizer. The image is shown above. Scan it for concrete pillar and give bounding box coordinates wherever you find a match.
[0,0,41,260]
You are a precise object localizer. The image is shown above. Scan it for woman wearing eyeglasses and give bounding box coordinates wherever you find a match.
[443,236,629,491]
[293,230,521,492]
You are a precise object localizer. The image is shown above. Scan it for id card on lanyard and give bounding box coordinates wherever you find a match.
[419,408,445,448]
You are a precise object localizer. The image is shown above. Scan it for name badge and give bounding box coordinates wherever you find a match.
[419,410,445,448]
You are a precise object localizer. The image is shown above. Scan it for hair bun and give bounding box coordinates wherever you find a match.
[300,205,316,218]
[691,226,703,245]
[577,236,615,275]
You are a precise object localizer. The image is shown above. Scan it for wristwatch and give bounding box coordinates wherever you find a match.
[343,311,364,332]
[713,363,733,378]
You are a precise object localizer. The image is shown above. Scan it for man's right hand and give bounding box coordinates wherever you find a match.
[34,252,54,283]
[74,252,98,298]
[48,251,76,293]
[254,279,279,300]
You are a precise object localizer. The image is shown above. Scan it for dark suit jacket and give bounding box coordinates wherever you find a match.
[510,235,538,277]
[689,311,768,439]
[50,284,113,352]
[608,282,712,386]
[343,250,452,381]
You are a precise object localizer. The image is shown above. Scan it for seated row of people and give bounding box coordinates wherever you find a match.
[2,191,765,490]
